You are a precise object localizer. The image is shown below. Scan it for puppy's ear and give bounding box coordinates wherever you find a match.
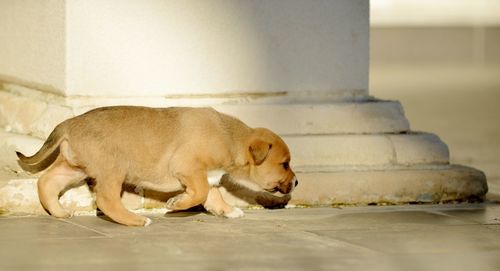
[249,140,272,165]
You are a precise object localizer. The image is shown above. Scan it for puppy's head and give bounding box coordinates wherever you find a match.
[245,128,298,194]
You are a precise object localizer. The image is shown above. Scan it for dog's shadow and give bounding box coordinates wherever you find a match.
[219,175,291,209]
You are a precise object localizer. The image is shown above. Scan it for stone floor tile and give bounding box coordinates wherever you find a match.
[435,204,500,225]
[0,216,104,240]
[374,251,500,271]
[2,206,500,271]
[242,207,343,221]
[66,214,170,237]
[276,209,472,232]
[312,224,500,254]
[0,212,378,271]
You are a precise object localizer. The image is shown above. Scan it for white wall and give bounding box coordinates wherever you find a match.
[0,0,66,95]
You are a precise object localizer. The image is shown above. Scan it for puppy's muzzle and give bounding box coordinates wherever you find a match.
[274,176,298,194]
[290,175,298,191]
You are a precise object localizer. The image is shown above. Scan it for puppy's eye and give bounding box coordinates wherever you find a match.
[282,162,289,170]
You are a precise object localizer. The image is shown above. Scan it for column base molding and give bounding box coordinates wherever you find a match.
[0,83,489,215]
[0,164,486,216]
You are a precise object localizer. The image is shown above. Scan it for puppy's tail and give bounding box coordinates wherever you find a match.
[16,124,67,173]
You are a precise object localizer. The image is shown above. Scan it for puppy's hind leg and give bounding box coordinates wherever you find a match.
[37,158,87,218]
[94,172,151,227]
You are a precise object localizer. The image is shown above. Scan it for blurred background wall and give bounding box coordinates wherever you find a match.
[370,0,500,200]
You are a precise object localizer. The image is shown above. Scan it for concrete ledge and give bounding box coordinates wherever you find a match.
[390,133,450,165]
[0,90,73,138]
[0,86,409,138]
[284,132,449,167]
[0,131,43,172]
[0,165,487,215]
[214,101,409,135]
[290,165,487,205]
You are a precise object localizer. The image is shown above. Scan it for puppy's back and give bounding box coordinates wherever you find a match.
[61,106,244,173]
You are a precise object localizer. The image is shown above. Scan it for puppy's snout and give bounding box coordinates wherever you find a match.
[274,176,298,194]
[291,175,298,189]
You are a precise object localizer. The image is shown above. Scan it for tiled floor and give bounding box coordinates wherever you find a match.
[0,205,499,271]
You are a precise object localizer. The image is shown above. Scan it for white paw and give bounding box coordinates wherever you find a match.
[164,208,174,213]
[165,194,183,209]
[165,198,177,209]
[53,210,73,219]
[143,217,152,227]
[225,207,244,218]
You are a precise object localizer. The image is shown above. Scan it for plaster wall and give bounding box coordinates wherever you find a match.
[0,0,369,97]
[0,0,66,95]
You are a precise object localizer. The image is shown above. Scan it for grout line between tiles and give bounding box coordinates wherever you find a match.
[61,219,113,238]
[426,210,483,225]
[301,230,382,255]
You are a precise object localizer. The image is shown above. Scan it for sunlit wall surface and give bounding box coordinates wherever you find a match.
[0,0,368,97]
[0,1,66,94]
[372,0,500,26]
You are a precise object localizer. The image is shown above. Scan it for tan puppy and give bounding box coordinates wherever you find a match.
[16,106,297,226]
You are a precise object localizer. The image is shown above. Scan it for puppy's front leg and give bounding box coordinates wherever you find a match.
[203,187,244,218]
[166,171,209,211]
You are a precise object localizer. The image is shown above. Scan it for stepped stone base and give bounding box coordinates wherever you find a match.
[291,165,487,205]
[0,131,488,215]
[0,165,487,216]
[0,84,408,138]
[0,84,489,216]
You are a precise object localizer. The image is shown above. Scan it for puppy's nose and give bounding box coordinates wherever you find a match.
[295,179,299,187]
